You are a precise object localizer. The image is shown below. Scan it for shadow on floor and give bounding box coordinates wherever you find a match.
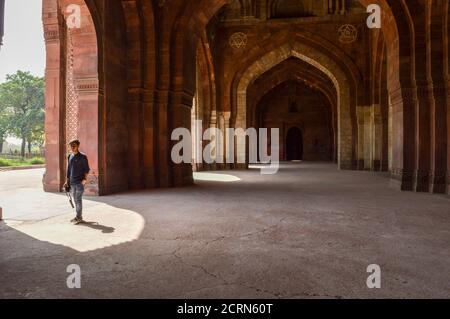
[77,221,115,234]
[2,163,450,298]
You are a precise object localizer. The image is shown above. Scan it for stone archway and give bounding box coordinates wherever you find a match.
[43,0,157,196]
[43,0,100,194]
[234,41,352,169]
[247,58,338,163]
[170,0,431,193]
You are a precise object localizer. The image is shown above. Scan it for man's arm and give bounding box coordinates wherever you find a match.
[82,155,90,185]
[65,155,71,186]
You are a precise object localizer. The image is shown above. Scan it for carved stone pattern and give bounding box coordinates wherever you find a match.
[229,32,248,49]
[338,24,358,44]
[44,27,59,42]
[66,30,79,149]
[76,82,99,92]
[87,172,98,186]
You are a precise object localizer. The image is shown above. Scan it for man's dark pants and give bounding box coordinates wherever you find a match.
[71,183,84,219]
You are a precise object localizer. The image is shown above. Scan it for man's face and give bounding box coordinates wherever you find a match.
[70,143,79,153]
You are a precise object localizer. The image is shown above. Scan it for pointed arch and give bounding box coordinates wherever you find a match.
[233,41,354,168]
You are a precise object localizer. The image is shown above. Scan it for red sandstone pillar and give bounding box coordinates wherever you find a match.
[127,88,144,190]
[74,77,100,195]
[43,0,66,193]
[169,90,195,187]
[430,85,449,194]
[429,2,449,194]
[142,89,157,189]
[390,86,416,191]
[414,82,433,192]
[155,89,171,187]
[379,63,389,172]
[67,0,100,195]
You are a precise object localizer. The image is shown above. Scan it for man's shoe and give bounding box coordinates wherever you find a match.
[71,218,78,223]
[74,218,84,225]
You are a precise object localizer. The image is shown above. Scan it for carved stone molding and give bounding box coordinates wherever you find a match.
[75,77,99,94]
[229,32,248,49]
[338,24,357,44]
[44,27,60,42]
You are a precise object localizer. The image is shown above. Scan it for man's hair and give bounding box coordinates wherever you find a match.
[68,139,81,146]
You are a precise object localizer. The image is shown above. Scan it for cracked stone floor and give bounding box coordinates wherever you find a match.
[1,162,450,299]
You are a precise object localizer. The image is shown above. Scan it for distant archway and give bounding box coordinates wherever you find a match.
[234,40,355,169]
[286,127,303,161]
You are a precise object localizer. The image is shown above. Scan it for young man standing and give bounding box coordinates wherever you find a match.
[64,139,90,224]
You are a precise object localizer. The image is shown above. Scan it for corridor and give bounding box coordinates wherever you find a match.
[1,163,449,298]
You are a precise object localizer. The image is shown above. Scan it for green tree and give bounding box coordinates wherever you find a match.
[0,97,12,153]
[0,71,45,157]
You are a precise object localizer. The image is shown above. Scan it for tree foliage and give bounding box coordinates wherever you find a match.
[0,71,45,156]
[0,91,11,153]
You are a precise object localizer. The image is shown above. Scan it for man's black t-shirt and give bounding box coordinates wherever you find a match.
[67,152,90,185]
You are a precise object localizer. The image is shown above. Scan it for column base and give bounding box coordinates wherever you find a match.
[447,175,450,195]
[356,159,365,170]
[372,160,381,171]
[43,181,63,193]
[430,171,448,194]
[43,170,63,193]
[233,163,249,170]
[414,170,431,193]
[391,169,415,191]
[339,160,355,170]
[172,163,193,187]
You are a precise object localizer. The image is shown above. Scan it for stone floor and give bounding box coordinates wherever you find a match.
[0,163,449,299]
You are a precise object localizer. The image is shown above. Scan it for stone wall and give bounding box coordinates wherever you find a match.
[257,80,333,161]
[41,0,449,195]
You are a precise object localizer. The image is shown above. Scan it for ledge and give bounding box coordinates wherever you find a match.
[0,164,45,172]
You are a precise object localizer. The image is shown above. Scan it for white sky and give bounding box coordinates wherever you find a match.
[1,0,45,144]
[0,0,45,84]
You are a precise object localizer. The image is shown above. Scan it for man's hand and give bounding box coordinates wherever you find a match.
[82,179,87,186]
[63,180,71,192]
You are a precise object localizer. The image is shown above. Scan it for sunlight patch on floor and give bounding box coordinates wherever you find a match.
[4,202,145,253]
[193,172,241,182]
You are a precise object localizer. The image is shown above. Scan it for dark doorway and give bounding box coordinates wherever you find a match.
[286,127,303,160]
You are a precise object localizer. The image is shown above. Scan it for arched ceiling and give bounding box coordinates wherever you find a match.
[256,79,332,117]
[248,57,337,110]
[246,57,338,127]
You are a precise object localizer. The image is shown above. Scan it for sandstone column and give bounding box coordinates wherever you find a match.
[43,0,65,193]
